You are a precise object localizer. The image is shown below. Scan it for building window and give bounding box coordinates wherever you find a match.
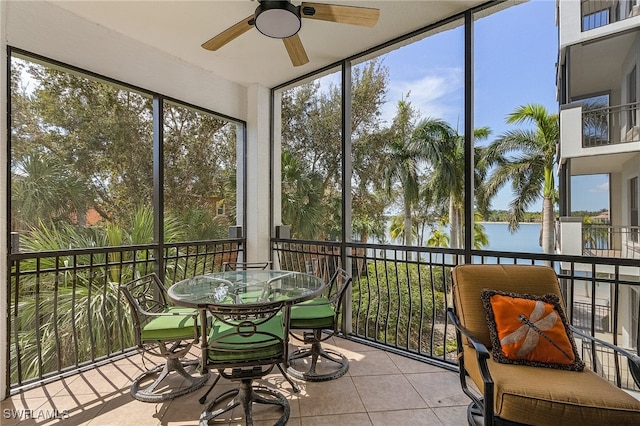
[582,9,610,31]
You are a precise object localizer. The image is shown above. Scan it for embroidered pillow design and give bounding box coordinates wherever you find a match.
[481,289,585,371]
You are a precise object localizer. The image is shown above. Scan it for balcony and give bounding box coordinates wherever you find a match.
[0,337,468,425]
[583,224,640,259]
[558,219,640,260]
[5,238,640,424]
[559,103,640,175]
[581,103,640,148]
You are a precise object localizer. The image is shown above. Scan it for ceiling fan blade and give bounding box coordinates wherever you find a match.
[300,2,380,27]
[283,34,309,67]
[201,15,255,51]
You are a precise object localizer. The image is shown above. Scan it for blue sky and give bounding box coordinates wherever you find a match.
[377,0,609,213]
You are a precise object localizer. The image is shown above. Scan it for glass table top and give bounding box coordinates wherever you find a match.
[167,270,325,307]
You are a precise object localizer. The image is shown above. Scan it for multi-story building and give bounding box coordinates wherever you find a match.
[557,0,640,349]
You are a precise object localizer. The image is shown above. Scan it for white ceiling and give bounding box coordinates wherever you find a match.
[50,0,486,88]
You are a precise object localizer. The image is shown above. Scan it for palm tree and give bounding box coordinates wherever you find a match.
[281,150,324,239]
[383,98,421,247]
[411,118,491,249]
[11,151,91,231]
[427,227,450,247]
[484,104,559,254]
[425,212,489,249]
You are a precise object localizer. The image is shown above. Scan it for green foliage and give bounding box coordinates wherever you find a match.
[10,57,236,244]
[352,261,450,354]
[280,59,390,240]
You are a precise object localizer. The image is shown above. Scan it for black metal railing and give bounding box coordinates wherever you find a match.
[582,102,640,147]
[573,300,611,332]
[273,238,640,391]
[8,239,242,391]
[583,224,640,258]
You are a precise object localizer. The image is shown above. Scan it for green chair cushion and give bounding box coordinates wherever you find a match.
[141,307,197,341]
[289,297,335,329]
[207,315,284,363]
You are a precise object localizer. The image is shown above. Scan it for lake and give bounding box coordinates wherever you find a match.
[373,221,543,253]
[480,222,542,253]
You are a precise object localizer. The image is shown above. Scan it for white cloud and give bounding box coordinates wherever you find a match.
[589,181,609,193]
[382,68,464,126]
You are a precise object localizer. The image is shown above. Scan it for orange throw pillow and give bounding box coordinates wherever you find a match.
[481,289,584,371]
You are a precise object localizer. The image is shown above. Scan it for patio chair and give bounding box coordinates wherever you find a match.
[199,300,299,426]
[287,268,351,381]
[222,261,274,303]
[448,264,640,426]
[119,273,209,402]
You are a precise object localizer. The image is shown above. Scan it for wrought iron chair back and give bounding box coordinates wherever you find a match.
[120,273,172,348]
[199,298,298,425]
[119,273,208,402]
[287,268,352,381]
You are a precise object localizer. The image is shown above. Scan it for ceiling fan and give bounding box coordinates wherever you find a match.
[201,1,380,67]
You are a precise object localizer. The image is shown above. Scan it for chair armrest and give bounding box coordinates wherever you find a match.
[447,308,494,385]
[447,308,491,360]
[447,307,495,424]
[571,326,640,387]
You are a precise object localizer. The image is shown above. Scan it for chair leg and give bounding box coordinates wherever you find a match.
[199,379,289,426]
[467,402,484,426]
[287,331,349,381]
[131,358,209,402]
[276,363,300,393]
[199,374,221,404]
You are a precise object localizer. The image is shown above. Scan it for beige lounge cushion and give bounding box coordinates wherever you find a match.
[464,345,640,425]
[453,264,563,348]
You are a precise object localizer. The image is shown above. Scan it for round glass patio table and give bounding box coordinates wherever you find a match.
[167,270,325,309]
[167,270,325,425]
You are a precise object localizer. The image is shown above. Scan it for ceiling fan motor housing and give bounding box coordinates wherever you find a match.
[254,1,302,39]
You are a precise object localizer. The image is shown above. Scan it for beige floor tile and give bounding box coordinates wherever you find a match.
[3,341,469,425]
[387,353,450,374]
[405,371,470,407]
[23,392,112,425]
[331,337,379,353]
[1,397,51,426]
[162,378,231,425]
[369,408,442,425]
[347,351,401,377]
[300,412,372,426]
[84,391,169,425]
[432,405,470,426]
[352,374,427,412]
[296,377,366,417]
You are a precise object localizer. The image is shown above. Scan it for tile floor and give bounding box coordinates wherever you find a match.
[1,337,469,425]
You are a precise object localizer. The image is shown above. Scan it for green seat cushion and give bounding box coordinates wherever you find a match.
[141,307,198,341]
[290,297,335,329]
[207,315,284,363]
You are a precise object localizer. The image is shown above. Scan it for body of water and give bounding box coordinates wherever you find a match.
[480,222,542,253]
